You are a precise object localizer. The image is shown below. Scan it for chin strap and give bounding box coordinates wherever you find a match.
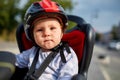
[24,41,71,80]
[51,41,71,63]
[59,42,71,63]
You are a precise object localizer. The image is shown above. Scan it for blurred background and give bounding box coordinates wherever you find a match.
[0,0,120,80]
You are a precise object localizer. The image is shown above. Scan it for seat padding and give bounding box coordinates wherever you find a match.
[22,33,33,50]
[62,30,85,62]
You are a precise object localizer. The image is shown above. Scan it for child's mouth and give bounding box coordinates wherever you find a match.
[44,40,52,43]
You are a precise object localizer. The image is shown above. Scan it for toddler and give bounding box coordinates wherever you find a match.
[16,0,78,80]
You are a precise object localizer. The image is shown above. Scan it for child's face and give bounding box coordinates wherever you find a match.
[33,18,63,50]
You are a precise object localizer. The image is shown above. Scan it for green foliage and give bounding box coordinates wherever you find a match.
[95,32,102,41]
[111,25,119,40]
[0,0,21,33]
[67,21,76,30]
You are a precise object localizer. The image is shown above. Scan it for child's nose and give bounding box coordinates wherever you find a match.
[43,29,50,36]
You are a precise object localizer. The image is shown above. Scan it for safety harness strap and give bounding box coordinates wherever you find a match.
[31,51,58,80]
[24,42,71,80]
[24,47,40,80]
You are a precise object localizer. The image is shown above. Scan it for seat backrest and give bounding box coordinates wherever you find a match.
[16,15,95,79]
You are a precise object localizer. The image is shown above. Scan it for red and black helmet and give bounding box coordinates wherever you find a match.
[24,0,68,41]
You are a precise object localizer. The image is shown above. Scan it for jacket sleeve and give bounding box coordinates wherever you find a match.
[15,47,35,68]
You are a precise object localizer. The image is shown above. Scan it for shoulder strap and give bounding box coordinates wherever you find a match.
[31,51,58,80]
[24,47,40,80]
[60,42,71,63]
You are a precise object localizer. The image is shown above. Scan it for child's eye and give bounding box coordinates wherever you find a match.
[50,27,56,30]
[37,29,43,32]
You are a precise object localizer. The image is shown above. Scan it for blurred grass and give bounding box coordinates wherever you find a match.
[0,28,16,41]
[67,21,77,30]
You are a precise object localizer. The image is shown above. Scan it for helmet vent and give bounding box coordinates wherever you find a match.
[39,0,60,12]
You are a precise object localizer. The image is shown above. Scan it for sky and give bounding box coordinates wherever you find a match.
[69,0,120,33]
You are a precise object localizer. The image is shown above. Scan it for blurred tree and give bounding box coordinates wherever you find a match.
[95,32,102,42]
[111,25,119,40]
[0,0,21,34]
